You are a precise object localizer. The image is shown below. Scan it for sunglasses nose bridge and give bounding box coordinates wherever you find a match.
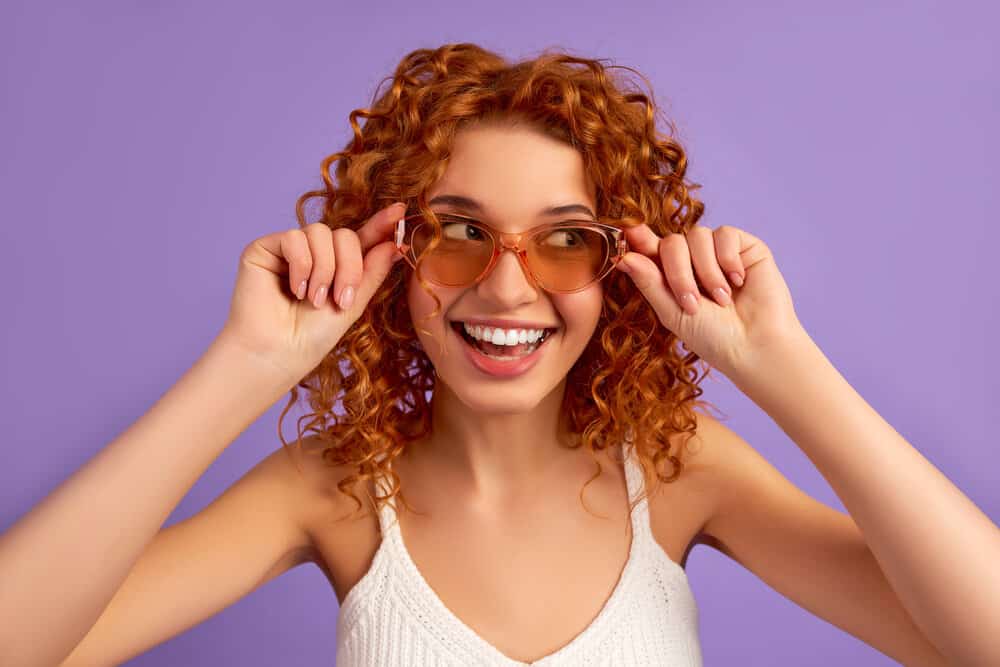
[485,229,534,283]
[494,229,527,252]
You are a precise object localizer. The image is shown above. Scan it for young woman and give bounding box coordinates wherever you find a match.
[2,43,996,667]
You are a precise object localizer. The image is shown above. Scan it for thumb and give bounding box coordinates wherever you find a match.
[352,239,404,308]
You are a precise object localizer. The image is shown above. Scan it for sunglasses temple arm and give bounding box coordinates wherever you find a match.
[395,219,406,250]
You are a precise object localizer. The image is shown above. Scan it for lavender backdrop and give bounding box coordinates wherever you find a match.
[2,1,996,665]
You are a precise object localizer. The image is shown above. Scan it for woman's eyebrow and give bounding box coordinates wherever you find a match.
[428,194,596,220]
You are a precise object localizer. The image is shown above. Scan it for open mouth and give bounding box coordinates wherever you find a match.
[450,321,558,360]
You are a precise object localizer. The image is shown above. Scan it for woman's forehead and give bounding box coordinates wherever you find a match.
[429,126,597,218]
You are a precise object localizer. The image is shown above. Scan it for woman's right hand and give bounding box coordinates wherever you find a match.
[215,201,408,383]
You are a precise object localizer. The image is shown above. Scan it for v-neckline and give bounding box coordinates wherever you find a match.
[381,446,644,666]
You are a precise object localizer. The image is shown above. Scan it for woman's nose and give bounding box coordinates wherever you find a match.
[475,249,539,304]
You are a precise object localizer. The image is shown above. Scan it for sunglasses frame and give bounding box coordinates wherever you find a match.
[394,212,629,294]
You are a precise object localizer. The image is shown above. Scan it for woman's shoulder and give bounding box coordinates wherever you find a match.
[261,435,378,553]
[641,408,720,498]
[643,409,731,565]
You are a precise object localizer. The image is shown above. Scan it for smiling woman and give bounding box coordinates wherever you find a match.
[292,44,714,510]
[4,38,993,667]
[278,43,721,665]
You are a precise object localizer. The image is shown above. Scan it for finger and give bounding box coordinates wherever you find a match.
[302,222,335,308]
[357,201,407,253]
[686,226,732,307]
[350,239,405,312]
[621,222,662,259]
[714,225,746,287]
[659,233,701,315]
[618,251,685,330]
[331,227,362,310]
[276,229,312,300]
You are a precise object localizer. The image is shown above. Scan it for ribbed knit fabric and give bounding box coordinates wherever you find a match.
[335,444,703,666]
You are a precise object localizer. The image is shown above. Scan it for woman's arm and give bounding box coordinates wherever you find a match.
[730,329,1000,667]
[0,336,297,667]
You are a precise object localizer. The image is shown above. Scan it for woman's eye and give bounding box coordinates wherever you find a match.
[441,221,484,241]
[543,228,584,247]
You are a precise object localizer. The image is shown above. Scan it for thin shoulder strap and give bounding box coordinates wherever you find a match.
[622,442,654,541]
[371,461,399,537]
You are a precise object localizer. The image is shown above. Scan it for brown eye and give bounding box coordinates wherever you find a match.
[539,227,587,248]
[441,221,485,241]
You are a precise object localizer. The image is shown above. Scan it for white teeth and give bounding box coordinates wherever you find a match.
[462,323,549,346]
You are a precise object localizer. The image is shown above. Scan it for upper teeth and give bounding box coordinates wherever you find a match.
[462,323,549,346]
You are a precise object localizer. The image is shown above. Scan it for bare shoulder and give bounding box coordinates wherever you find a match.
[264,435,372,563]
[657,407,816,556]
[643,408,741,565]
[642,406,727,502]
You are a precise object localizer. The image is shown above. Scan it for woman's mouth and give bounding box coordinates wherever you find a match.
[449,321,559,377]
[451,321,555,358]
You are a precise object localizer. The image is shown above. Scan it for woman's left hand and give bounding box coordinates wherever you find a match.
[615,223,805,379]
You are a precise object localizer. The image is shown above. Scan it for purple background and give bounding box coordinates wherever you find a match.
[2,1,996,665]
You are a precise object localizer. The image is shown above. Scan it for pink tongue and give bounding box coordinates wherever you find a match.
[475,337,531,355]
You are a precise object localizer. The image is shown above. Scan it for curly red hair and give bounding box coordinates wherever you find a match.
[279,42,720,524]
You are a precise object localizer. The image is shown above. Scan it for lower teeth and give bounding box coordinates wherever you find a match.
[480,345,538,361]
[466,335,542,361]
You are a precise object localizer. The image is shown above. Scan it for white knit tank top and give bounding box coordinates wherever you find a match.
[334,444,703,666]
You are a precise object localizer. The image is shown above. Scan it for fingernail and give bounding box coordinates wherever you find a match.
[337,285,355,309]
[729,272,744,287]
[681,292,699,314]
[296,280,307,300]
[313,285,327,308]
[713,286,732,306]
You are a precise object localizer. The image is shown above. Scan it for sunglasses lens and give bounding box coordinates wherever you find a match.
[410,217,493,286]
[526,226,609,291]
[407,215,611,291]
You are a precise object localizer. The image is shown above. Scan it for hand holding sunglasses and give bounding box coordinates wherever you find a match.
[616,222,806,381]
[216,202,408,384]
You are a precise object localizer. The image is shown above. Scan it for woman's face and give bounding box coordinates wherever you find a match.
[406,121,604,415]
